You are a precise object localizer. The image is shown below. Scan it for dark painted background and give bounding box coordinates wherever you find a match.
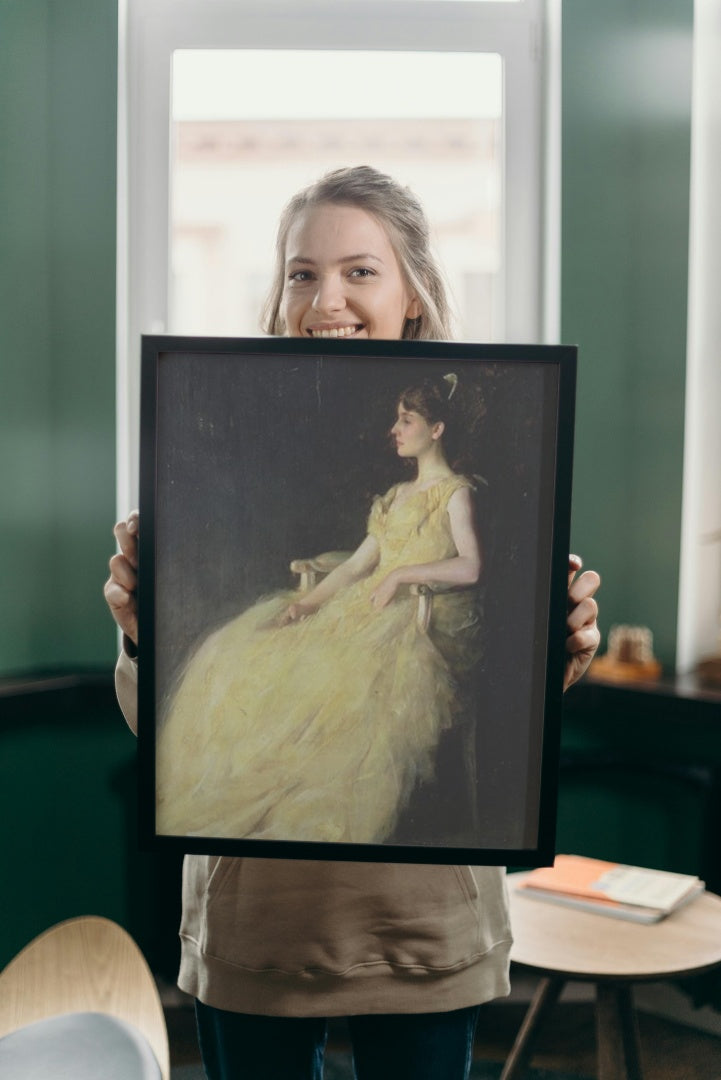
[145,346,564,854]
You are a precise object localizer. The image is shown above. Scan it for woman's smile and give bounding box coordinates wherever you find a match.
[307,323,365,339]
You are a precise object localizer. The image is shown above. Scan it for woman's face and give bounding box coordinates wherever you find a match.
[391,405,443,459]
[281,203,421,340]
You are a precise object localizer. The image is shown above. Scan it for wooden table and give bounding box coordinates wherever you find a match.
[503,873,721,1080]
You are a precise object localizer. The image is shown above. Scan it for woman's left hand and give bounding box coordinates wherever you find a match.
[564,554,601,691]
[370,571,401,610]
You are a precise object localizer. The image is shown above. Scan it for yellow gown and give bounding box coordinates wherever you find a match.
[156,474,481,845]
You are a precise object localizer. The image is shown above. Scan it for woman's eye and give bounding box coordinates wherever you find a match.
[349,267,375,279]
[288,270,313,283]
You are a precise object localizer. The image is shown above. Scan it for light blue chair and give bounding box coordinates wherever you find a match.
[0,916,169,1079]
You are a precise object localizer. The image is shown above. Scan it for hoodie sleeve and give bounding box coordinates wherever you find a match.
[115,643,139,736]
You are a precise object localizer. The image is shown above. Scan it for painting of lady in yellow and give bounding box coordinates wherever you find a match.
[155,369,492,849]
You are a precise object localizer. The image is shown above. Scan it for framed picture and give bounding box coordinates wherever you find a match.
[138,336,576,865]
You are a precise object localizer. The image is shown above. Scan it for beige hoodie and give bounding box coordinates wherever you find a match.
[116,650,511,1016]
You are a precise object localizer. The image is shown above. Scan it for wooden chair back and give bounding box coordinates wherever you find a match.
[0,915,169,1080]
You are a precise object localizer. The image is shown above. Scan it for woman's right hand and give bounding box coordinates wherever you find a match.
[275,599,319,627]
[104,510,139,646]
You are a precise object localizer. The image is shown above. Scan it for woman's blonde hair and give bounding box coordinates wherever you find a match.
[261,165,454,341]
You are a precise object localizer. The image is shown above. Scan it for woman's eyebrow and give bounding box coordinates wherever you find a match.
[339,253,384,265]
[286,253,384,266]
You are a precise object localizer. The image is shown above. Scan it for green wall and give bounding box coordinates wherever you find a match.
[1,683,183,974]
[0,0,131,971]
[562,0,693,669]
[0,0,118,675]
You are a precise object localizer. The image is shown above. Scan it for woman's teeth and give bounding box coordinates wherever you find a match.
[310,325,361,338]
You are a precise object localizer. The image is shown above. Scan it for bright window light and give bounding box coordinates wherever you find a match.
[170,50,504,341]
[172,50,502,121]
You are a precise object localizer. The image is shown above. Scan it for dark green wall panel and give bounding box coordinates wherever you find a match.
[0,2,54,668]
[0,683,183,976]
[562,1,693,668]
[0,0,118,674]
[0,698,133,965]
[559,682,721,888]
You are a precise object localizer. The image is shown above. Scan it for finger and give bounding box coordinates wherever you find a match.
[103,578,133,613]
[282,605,303,624]
[103,580,138,641]
[563,635,601,690]
[567,553,583,588]
[566,623,601,657]
[113,518,139,568]
[108,552,137,592]
[568,568,601,607]
[566,594,599,634]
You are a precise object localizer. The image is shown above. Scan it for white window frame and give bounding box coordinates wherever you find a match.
[117,0,558,511]
[676,0,721,674]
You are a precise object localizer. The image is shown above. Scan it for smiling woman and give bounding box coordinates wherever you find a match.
[108,155,598,1080]
[263,166,451,340]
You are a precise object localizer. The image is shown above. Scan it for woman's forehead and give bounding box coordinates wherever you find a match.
[285,203,395,261]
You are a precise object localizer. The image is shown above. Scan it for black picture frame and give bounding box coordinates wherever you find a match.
[138,335,576,865]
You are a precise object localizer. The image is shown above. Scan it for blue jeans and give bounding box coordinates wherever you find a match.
[195,1000,481,1080]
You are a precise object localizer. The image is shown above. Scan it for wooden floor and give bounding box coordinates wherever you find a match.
[166,995,721,1078]
[474,999,721,1079]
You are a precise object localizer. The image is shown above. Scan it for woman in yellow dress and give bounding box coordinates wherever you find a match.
[156,373,486,847]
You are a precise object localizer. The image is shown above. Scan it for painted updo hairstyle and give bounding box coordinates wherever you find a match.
[397,373,487,474]
[262,165,453,341]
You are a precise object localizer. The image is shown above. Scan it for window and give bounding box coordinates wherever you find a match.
[118,0,556,509]
[169,49,503,340]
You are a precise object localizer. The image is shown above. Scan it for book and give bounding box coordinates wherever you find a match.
[516,854,705,924]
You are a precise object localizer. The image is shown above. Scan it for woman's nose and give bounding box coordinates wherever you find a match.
[312,274,345,314]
